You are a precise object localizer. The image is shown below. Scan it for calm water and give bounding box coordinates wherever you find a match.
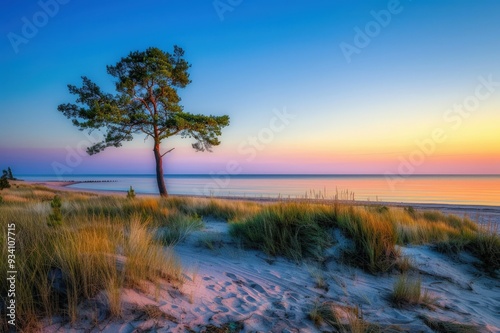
[20,175,500,207]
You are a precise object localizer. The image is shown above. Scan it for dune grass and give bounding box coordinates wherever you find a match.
[165,196,261,222]
[229,202,401,272]
[155,212,204,245]
[230,203,333,262]
[229,199,499,273]
[0,182,499,329]
[391,274,434,308]
[335,205,399,273]
[464,223,500,271]
[308,301,397,333]
[0,185,182,330]
[420,315,484,333]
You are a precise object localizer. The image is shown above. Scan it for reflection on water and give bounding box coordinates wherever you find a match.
[21,175,500,206]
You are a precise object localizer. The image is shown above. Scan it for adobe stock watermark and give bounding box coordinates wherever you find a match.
[7,0,70,54]
[385,75,499,190]
[339,0,410,64]
[213,0,243,21]
[51,131,104,180]
[193,107,296,196]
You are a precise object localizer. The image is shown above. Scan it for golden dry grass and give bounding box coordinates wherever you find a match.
[309,301,392,333]
[0,186,182,330]
[391,274,435,308]
[0,183,498,330]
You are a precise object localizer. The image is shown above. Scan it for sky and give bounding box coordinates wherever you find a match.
[1,0,499,176]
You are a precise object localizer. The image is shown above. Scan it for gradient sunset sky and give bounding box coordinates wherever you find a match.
[1,0,499,175]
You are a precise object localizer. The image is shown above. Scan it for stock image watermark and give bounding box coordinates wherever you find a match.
[5,223,17,327]
[339,0,410,64]
[193,107,296,196]
[51,131,104,180]
[7,0,70,54]
[213,0,243,21]
[385,74,499,190]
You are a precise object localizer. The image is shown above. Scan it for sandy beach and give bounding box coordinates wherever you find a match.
[4,1,500,331]
[41,218,500,332]
[38,220,500,332]
[7,180,494,332]
[27,180,500,228]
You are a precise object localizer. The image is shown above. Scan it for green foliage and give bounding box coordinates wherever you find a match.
[0,179,9,190]
[0,173,10,190]
[47,195,63,227]
[58,46,230,196]
[230,203,333,262]
[127,186,136,199]
[156,213,204,245]
[465,224,500,272]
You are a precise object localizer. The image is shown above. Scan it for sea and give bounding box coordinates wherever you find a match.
[19,174,500,207]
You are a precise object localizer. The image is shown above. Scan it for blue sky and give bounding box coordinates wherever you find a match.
[1,0,500,175]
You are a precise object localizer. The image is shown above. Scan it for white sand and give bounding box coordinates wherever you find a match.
[42,218,500,333]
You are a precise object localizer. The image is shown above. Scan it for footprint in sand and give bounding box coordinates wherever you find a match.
[208,284,226,293]
[245,295,257,303]
[222,297,241,308]
[241,303,258,312]
[249,282,268,295]
[225,272,237,280]
[218,306,229,313]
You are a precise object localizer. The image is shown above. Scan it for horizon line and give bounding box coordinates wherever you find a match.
[18,173,500,177]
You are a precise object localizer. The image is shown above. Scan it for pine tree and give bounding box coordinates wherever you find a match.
[58,46,229,197]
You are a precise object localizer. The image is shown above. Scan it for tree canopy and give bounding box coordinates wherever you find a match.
[0,171,10,190]
[58,46,230,196]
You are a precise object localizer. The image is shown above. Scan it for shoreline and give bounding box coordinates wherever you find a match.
[21,180,500,227]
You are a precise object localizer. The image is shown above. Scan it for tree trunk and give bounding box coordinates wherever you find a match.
[153,144,168,197]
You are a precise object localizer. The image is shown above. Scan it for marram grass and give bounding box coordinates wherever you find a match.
[0,183,499,330]
[0,185,182,330]
[230,203,333,262]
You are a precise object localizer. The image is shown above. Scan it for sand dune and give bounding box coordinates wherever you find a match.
[41,218,500,333]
